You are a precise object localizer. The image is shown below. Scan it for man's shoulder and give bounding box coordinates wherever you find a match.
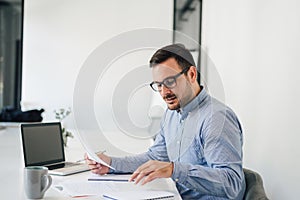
[205,96,237,115]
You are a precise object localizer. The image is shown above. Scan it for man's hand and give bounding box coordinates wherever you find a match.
[129,160,174,185]
[84,152,111,175]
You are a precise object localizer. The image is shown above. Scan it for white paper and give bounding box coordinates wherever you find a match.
[103,190,175,200]
[54,180,117,197]
[86,151,115,170]
[54,177,175,199]
[75,129,115,170]
[88,173,131,181]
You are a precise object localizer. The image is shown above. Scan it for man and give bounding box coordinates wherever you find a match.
[85,44,246,199]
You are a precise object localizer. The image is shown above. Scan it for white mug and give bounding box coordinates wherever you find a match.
[24,166,52,199]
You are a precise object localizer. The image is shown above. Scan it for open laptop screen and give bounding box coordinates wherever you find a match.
[21,122,65,166]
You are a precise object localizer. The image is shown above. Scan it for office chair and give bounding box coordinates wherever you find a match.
[243,168,269,200]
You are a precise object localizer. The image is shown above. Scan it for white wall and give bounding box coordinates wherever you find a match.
[202,0,300,199]
[22,0,172,118]
[22,0,173,155]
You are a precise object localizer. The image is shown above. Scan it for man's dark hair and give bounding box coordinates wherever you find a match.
[149,44,196,74]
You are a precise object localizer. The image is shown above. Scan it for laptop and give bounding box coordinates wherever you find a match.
[21,122,89,176]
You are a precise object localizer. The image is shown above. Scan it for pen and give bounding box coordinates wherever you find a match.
[76,150,106,163]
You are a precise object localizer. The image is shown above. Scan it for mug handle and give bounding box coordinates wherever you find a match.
[41,175,52,195]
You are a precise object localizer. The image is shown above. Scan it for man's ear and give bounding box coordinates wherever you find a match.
[188,66,198,83]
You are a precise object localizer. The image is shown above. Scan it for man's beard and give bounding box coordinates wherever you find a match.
[163,93,181,110]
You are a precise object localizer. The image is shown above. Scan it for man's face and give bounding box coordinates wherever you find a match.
[151,58,193,110]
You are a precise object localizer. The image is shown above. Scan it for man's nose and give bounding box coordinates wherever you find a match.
[160,84,171,95]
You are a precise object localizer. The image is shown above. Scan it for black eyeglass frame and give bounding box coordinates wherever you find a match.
[150,66,191,92]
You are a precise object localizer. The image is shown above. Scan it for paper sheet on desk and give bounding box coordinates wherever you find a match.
[54,180,118,197]
[88,173,131,181]
[55,180,175,199]
[103,190,175,200]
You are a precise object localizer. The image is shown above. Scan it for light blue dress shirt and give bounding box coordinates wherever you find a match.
[111,88,246,199]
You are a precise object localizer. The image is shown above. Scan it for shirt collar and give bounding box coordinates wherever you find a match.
[179,86,208,119]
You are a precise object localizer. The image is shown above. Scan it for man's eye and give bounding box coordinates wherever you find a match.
[164,78,175,86]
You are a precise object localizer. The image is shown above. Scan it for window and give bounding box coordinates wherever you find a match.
[0,0,23,110]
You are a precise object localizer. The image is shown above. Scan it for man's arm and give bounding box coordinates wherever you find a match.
[85,112,170,175]
[110,128,170,173]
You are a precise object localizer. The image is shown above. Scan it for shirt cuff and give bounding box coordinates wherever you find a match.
[108,157,119,173]
[171,161,189,184]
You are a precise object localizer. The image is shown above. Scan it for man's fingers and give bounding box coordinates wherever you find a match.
[133,169,159,185]
[132,167,155,184]
[129,172,139,182]
[134,171,149,184]
[91,164,102,172]
[84,154,95,163]
[84,152,110,175]
[129,164,148,182]
[142,171,159,185]
[129,160,157,184]
[91,168,100,174]
[88,160,97,165]
[136,160,154,172]
[86,160,97,166]
[130,160,173,185]
[91,166,101,170]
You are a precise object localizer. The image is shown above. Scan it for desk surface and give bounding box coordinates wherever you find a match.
[0,127,181,199]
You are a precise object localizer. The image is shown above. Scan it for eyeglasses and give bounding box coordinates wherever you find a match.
[150,66,190,92]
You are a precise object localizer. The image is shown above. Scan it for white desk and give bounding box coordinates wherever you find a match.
[0,126,181,199]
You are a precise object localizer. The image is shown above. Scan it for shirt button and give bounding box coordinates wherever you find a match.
[175,178,179,182]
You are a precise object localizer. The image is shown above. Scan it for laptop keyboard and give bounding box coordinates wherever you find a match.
[49,162,89,175]
[64,162,81,168]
